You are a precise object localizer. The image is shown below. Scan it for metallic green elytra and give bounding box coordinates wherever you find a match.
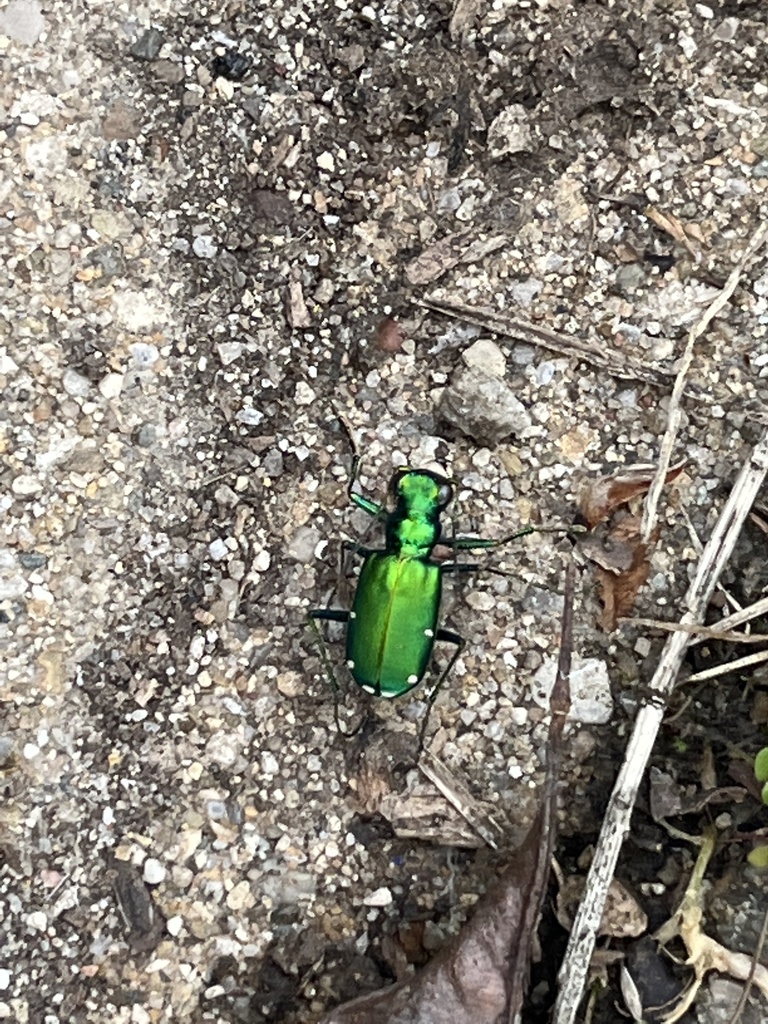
[346,469,451,698]
[309,458,537,745]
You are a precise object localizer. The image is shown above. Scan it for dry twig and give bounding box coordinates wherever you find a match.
[655,827,768,1023]
[417,296,676,386]
[552,431,768,1024]
[641,222,768,543]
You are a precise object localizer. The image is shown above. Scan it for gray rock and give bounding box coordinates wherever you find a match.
[615,263,646,295]
[130,27,164,61]
[461,338,506,378]
[438,365,531,446]
[0,0,45,45]
[90,245,125,281]
[487,104,534,158]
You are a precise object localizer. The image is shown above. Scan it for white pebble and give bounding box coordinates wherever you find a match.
[11,474,41,496]
[99,373,124,399]
[208,538,229,561]
[294,381,315,405]
[143,858,166,885]
[316,151,335,171]
[62,368,91,396]
[363,886,393,907]
[217,342,243,365]
[192,235,218,258]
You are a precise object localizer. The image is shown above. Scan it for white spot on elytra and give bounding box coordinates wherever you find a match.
[346,660,355,669]
[349,611,357,619]
[407,674,419,685]
[381,690,398,699]
[361,685,376,695]
[424,629,434,637]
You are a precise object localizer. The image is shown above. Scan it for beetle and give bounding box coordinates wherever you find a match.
[308,456,538,750]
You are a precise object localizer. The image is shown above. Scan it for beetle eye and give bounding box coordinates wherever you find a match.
[389,469,408,496]
[437,483,453,507]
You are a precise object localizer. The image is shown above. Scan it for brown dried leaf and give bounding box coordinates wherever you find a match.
[649,767,747,821]
[579,460,688,529]
[449,0,484,41]
[320,805,547,1024]
[376,316,405,353]
[557,875,647,938]
[596,516,657,631]
[645,206,703,260]
[287,279,311,328]
[405,232,507,286]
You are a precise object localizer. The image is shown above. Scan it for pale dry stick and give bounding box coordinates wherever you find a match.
[686,647,768,684]
[419,748,505,850]
[622,618,768,645]
[416,296,675,387]
[552,430,768,1024]
[688,593,768,647]
[641,221,768,545]
[681,505,744,618]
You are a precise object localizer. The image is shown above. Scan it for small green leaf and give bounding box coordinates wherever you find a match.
[748,845,768,869]
[756,747,768,784]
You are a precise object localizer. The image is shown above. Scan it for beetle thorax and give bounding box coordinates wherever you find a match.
[387,471,446,558]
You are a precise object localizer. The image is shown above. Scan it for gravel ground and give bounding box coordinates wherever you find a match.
[3,1,768,1022]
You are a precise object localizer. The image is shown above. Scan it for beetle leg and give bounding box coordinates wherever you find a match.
[349,490,387,520]
[307,609,365,738]
[341,539,379,558]
[336,414,388,520]
[416,628,465,757]
[441,526,536,551]
[307,609,349,696]
[440,560,514,580]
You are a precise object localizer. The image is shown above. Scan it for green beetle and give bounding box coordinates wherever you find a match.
[309,461,536,746]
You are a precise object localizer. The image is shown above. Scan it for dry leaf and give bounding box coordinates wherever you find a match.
[579,461,688,529]
[557,875,647,939]
[645,206,703,260]
[596,516,657,631]
[376,316,405,353]
[579,461,687,629]
[405,232,507,286]
[287,279,311,328]
[648,765,746,822]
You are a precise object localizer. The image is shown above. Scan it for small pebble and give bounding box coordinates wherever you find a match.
[363,887,393,907]
[143,858,166,885]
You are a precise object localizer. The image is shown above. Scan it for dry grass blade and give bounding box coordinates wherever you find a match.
[417,296,675,386]
[686,647,768,684]
[552,430,768,1024]
[641,221,768,544]
[621,617,768,645]
[419,749,505,850]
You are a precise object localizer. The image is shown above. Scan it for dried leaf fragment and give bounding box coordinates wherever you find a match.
[596,516,657,631]
[375,316,405,353]
[579,460,688,529]
[645,206,704,261]
[405,232,507,286]
[287,279,311,328]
